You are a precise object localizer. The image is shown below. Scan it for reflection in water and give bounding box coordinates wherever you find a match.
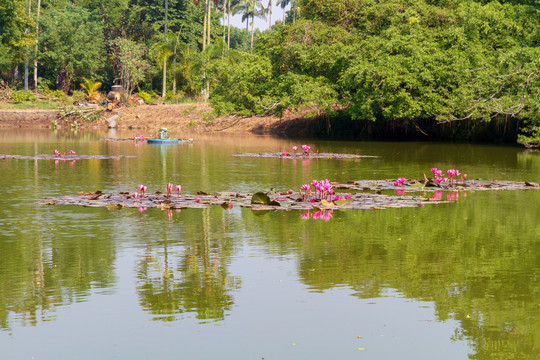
[301,209,333,221]
[135,209,241,322]
[0,130,538,359]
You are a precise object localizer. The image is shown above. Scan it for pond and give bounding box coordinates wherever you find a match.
[0,128,538,360]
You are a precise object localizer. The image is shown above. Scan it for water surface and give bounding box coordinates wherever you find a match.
[0,128,538,359]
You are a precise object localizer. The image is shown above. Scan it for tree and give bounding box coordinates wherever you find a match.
[235,0,265,49]
[39,4,104,93]
[111,38,151,97]
[0,0,34,80]
[276,0,289,23]
[266,0,272,29]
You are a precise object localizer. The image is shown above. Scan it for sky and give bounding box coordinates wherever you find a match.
[228,2,290,31]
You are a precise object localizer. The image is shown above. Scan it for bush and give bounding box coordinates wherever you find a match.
[136,90,153,102]
[11,91,37,103]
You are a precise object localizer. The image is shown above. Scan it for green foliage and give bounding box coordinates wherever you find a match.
[110,38,151,96]
[136,90,153,102]
[39,4,105,93]
[80,78,102,99]
[0,0,34,73]
[11,90,36,103]
[210,52,273,115]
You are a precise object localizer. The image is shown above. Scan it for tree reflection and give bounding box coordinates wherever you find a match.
[287,192,540,360]
[135,209,241,322]
[0,209,116,330]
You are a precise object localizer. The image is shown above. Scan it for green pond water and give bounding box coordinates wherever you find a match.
[0,128,538,360]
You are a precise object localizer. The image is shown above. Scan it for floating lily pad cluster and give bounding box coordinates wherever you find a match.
[232,152,379,159]
[0,154,135,160]
[339,179,539,193]
[40,189,445,211]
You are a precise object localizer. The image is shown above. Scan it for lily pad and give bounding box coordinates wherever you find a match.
[232,152,379,159]
[251,192,281,206]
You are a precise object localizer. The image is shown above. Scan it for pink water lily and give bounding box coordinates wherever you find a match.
[176,185,182,197]
[132,192,139,200]
[166,183,173,198]
[195,197,201,203]
[292,146,298,151]
[138,184,147,197]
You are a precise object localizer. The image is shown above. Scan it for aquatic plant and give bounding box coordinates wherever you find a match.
[300,184,310,201]
[176,185,182,197]
[166,183,173,198]
[393,177,407,187]
[138,184,147,197]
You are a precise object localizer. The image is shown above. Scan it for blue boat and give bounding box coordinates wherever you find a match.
[147,138,180,144]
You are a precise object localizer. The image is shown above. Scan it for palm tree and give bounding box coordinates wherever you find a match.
[276,0,289,24]
[150,36,174,97]
[234,0,265,49]
[266,0,272,30]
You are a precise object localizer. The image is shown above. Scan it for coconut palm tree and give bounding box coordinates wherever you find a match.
[276,0,289,23]
[150,35,174,97]
[234,0,265,49]
[266,0,272,30]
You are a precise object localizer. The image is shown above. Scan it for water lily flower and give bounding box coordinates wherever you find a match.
[345,194,352,199]
[281,151,289,156]
[69,150,76,155]
[334,195,341,201]
[430,167,438,174]
[138,207,147,212]
[292,146,298,151]
[195,197,201,203]
[138,184,147,197]
[176,185,182,197]
[132,192,139,200]
[166,182,173,198]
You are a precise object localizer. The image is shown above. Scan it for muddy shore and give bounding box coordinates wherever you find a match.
[0,103,313,136]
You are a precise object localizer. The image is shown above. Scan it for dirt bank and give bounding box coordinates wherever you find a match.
[0,109,58,127]
[0,103,314,136]
[110,103,312,135]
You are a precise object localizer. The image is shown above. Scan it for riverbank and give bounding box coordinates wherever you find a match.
[0,102,528,145]
[0,103,312,136]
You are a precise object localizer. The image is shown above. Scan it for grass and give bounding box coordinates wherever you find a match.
[0,101,64,110]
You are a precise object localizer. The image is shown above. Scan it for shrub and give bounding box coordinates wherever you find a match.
[11,91,37,103]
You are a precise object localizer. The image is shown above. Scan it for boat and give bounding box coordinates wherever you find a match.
[147,138,180,144]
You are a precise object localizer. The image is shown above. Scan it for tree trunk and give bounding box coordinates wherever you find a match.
[203,0,208,50]
[172,52,177,96]
[162,57,167,98]
[268,0,272,30]
[207,1,211,46]
[246,17,249,49]
[227,1,231,48]
[222,0,227,44]
[34,0,41,89]
[24,0,32,92]
[251,15,255,49]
